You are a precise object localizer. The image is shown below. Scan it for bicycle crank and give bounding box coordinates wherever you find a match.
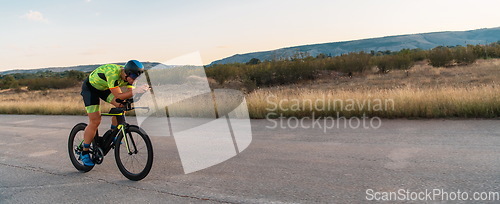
[92,147,105,164]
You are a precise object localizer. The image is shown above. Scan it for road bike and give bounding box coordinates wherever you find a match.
[68,97,153,181]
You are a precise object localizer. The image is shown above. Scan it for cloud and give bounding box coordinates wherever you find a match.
[22,10,49,23]
[85,0,92,2]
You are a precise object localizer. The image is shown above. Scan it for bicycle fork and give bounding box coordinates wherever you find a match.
[118,125,138,155]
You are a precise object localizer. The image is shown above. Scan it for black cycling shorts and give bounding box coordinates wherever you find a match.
[81,78,114,113]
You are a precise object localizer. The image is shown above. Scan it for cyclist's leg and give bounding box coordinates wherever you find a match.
[111,100,122,127]
[81,111,100,166]
[83,111,101,150]
[81,79,102,151]
[102,90,120,128]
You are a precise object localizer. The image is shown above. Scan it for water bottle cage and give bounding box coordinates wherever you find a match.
[100,128,120,155]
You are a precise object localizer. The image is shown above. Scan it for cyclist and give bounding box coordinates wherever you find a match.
[80,60,149,166]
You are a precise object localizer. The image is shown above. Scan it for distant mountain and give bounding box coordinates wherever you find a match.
[0,62,160,75]
[210,27,500,65]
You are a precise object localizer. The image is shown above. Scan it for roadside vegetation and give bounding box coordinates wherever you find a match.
[246,59,500,119]
[206,42,500,91]
[0,43,499,118]
[0,70,86,91]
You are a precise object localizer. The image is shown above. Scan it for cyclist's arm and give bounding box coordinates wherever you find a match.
[126,84,134,92]
[110,86,133,100]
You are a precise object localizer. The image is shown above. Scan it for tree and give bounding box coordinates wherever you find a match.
[392,54,414,70]
[0,75,19,89]
[316,53,328,59]
[453,46,477,65]
[246,58,261,65]
[428,47,453,67]
[67,70,86,80]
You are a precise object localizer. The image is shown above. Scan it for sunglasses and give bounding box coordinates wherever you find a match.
[128,73,139,80]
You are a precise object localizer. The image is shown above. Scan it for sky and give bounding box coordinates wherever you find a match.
[1,0,500,71]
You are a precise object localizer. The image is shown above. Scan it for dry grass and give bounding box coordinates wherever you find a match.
[0,86,113,115]
[293,59,500,91]
[247,85,499,118]
[246,59,500,118]
[1,59,499,118]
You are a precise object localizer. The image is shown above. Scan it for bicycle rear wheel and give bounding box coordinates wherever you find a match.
[114,126,153,181]
[68,123,94,172]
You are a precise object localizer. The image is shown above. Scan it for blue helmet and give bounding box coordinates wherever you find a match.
[124,60,144,79]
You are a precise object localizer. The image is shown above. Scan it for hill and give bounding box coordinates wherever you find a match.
[211,27,500,65]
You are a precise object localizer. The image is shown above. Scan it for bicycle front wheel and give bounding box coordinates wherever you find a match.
[114,126,153,181]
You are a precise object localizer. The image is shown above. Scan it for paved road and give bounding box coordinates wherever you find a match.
[0,115,499,203]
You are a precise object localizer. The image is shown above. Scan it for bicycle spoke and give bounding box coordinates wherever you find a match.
[68,123,94,172]
[114,126,153,181]
[118,131,148,174]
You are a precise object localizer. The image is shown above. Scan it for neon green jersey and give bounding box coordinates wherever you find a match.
[88,64,131,91]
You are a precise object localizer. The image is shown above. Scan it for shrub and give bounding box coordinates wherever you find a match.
[0,75,19,89]
[453,46,477,65]
[273,60,317,84]
[429,46,453,67]
[19,77,79,90]
[66,70,87,81]
[373,56,408,72]
[408,49,427,61]
[326,52,372,73]
[245,64,273,86]
[246,58,261,65]
[205,64,241,84]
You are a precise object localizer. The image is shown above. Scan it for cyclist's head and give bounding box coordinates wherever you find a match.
[124,60,144,80]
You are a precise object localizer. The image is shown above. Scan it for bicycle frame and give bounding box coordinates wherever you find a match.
[101,110,137,156]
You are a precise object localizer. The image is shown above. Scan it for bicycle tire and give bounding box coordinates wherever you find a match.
[68,123,94,172]
[114,125,153,181]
